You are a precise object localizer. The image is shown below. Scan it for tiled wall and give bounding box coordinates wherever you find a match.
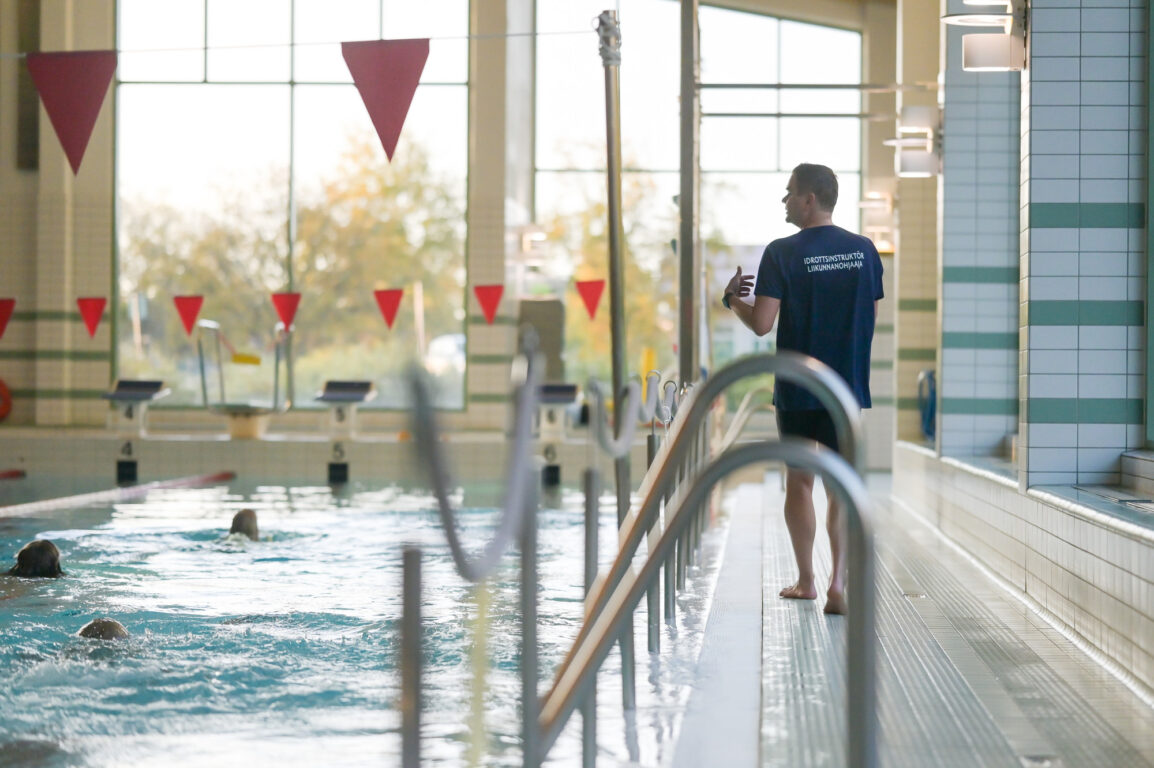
[893,441,1154,697]
[894,0,941,445]
[939,19,1021,459]
[1020,0,1148,485]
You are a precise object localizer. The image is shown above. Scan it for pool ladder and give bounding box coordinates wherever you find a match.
[403,335,878,768]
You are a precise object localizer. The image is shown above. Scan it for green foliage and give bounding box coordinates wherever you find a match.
[118,135,465,407]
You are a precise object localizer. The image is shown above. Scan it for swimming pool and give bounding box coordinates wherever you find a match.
[0,478,724,766]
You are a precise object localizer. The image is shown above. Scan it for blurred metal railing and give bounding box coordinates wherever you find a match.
[401,348,878,768]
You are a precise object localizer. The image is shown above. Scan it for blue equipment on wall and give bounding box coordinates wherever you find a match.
[917,369,936,442]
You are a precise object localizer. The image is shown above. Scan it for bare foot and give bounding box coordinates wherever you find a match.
[779,582,818,600]
[823,587,846,615]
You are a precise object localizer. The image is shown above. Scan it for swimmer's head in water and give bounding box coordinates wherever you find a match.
[7,540,63,578]
[78,618,129,640]
[229,509,259,541]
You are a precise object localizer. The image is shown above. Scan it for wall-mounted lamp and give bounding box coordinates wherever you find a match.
[884,105,941,178]
[942,0,1027,72]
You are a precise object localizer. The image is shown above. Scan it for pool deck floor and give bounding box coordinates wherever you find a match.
[671,472,1154,768]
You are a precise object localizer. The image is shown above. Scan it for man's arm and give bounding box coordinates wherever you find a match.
[730,295,780,337]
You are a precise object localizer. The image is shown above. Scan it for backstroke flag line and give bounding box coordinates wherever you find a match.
[76,297,106,338]
[25,51,117,175]
[342,39,430,161]
[374,289,404,329]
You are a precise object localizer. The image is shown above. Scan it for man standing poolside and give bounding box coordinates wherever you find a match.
[721,162,883,615]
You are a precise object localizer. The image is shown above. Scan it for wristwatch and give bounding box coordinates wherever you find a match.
[722,291,734,309]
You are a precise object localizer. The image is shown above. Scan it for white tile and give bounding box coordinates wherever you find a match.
[1031,32,1082,57]
[1078,423,1127,446]
[1081,32,1130,56]
[1029,447,1078,471]
[1031,350,1080,373]
[1078,251,1128,276]
[1081,8,1131,32]
[1079,326,1127,348]
[1081,57,1130,80]
[1079,276,1128,300]
[1079,179,1128,202]
[1079,447,1123,473]
[1033,8,1082,31]
[1079,349,1127,371]
[1030,180,1079,202]
[1030,374,1078,397]
[1028,326,1078,349]
[1028,422,1078,445]
[1078,373,1127,397]
[1079,229,1128,250]
[1029,276,1079,299]
[1080,155,1129,179]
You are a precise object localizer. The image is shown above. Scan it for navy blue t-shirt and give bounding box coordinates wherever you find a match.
[754,225,884,411]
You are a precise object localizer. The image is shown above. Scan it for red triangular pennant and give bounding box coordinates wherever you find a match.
[474,284,503,325]
[173,295,204,337]
[25,51,118,175]
[76,297,106,338]
[0,298,14,341]
[374,288,404,330]
[271,292,301,329]
[341,39,429,161]
[575,279,606,320]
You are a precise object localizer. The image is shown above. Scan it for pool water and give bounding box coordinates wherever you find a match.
[0,479,724,767]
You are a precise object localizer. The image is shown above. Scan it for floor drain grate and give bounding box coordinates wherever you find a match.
[903,591,927,599]
[1020,756,1061,767]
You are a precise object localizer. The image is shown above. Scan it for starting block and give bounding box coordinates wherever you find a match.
[538,383,578,485]
[102,379,170,437]
[316,380,377,438]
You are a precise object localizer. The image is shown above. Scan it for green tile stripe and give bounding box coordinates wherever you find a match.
[9,388,109,399]
[11,310,86,321]
[1027,300,1143,326]
[871,396,895,406]
[1027,397,1142,424]
[468,315,517,326]
[468,354,514,365]
[0,350,111,361]
[942,332,1017,349]
[897,348,936,361]
[897,396,921,411]
[898,299,937,312]
[1030,202,1144,229]
[468,393,512,404]
[875,323,895,333]
[941,398,1017,415]
[942,267,1018,283]
[870,360,893,370]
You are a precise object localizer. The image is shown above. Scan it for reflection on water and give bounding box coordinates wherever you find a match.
[0,480,723,766]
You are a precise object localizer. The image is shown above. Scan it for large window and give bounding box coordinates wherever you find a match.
[699,7,862,366]
[116,1,469,409]
[534,2,861,381]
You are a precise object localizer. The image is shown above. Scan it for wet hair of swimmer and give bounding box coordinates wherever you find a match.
[78,618,129,640]
[7,540,63,578]
[229,509,259,541]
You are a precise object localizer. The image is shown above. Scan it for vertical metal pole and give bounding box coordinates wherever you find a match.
[848,510,878,768]
[582,468,599,768]
[521,473,540,768]
[678,0,700,382]
[401,547,422,768]
[645,433,660,652]
[597,11,635,713]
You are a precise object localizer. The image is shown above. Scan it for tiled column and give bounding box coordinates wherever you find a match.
[894,0,941,444]
[460,0,517,431]
[938,17,1021,459]
[32,0,115,427]
[1020,0,1147,485]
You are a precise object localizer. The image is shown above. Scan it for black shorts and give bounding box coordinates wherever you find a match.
[776,408,839,452]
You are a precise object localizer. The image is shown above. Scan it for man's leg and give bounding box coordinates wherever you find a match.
[824,491,847,614]
[779,467,818,599]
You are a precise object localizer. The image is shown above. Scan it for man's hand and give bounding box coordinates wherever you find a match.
[725,266,754,300]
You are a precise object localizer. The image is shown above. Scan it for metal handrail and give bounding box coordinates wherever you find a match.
[407,336,543,583]
[538,438,875,764]
[719,383,775,448]
[195,318,292,415]
[585,370,660,458]
[537,351,872,765]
